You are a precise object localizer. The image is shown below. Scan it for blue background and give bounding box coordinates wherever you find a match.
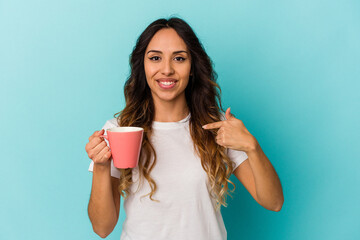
[1,0,359,239]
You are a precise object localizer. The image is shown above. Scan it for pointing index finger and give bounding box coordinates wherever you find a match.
[202,121,223,129]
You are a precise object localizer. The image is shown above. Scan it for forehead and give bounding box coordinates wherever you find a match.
[146,28,188,52]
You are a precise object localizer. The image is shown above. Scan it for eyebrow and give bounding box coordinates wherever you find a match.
[146,50,188,55]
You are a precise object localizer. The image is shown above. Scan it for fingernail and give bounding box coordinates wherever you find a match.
[202,125,207,129]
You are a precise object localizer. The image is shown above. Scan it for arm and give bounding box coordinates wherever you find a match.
[233,142,284,211]
[88,163,121,238]
[203,107,284,211]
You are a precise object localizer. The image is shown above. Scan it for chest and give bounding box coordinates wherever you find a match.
[130,127,210,200]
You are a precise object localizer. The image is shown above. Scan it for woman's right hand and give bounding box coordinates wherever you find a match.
[85,129,112,166]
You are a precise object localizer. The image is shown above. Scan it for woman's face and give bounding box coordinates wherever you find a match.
[144,28,192,104]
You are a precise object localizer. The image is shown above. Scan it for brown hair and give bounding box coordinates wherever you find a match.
[114,17,237,211]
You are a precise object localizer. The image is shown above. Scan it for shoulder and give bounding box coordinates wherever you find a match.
[102,118,119,129]
[220,112,226,121]
[107,118,119,127]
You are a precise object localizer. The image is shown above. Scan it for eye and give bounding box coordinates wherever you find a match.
[149,56,160,61]
[174,57,186,62]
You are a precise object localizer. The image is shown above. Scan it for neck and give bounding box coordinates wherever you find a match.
[152,95,189,122]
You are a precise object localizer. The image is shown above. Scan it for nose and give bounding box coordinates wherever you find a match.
[161,58,175,76]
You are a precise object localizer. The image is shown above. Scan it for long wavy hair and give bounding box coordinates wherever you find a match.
[113,17,237,211]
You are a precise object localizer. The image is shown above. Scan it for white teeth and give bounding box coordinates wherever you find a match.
[160,82,175,86]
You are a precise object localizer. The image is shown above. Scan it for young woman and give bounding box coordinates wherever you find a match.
[86,17,284,240]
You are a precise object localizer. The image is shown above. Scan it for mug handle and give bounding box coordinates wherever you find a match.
[100,134,108,140]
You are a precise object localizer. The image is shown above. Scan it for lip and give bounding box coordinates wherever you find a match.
[156,78,178,83]
[156,78,178,89]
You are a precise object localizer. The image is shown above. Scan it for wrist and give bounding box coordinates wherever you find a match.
[93,161,111,171]
[246,138,261,154]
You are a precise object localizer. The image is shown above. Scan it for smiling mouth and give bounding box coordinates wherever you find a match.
[156,80,178,89]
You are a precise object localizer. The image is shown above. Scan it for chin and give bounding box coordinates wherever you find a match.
[153,93,180,102]
[159,96,178,102]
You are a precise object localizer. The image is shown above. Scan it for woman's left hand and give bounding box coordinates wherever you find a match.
[202,107,258,153]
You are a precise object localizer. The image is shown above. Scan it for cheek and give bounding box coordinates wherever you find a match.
[179,64,191,77]
[181,66,191,84]
[144,61,156,79]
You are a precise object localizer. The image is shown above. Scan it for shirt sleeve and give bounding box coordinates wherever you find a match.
[88,119,121,179]
[227,148,248,173]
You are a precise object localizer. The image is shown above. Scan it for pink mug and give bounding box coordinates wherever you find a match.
[100,127,144,169]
